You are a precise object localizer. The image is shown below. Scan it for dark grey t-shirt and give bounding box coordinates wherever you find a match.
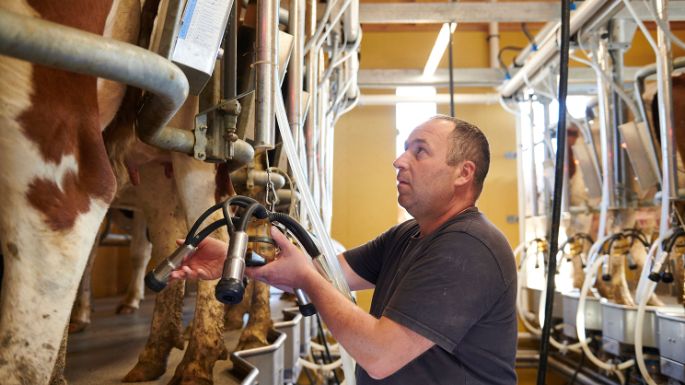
[344,208,517,385]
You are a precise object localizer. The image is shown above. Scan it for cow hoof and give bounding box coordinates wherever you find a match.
[122,361,166,382]
[116,304,138,315]
[224,316,244,330]
[167,376,213,385]
[68,320,89,334]
[218,344,229,361]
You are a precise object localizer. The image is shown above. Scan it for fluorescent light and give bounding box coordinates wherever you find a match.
[422,22,457,77]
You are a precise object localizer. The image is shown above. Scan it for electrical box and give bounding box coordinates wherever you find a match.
[171,0,234,95]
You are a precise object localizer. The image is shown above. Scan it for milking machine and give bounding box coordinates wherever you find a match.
[144,194,329,316]
[505,0,685,381]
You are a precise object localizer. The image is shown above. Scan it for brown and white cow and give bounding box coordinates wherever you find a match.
[0,1,139,383]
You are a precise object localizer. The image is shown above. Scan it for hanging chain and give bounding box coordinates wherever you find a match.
[264,152,278,212]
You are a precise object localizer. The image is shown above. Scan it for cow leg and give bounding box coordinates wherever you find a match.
[124,164,187,382]
[69,225,103,333]
[224,284,252,331]
[48,325,69,385]
[236,280,273,351]
[0,78,113,385]
[117,210,152,314]
[168,152,228,385]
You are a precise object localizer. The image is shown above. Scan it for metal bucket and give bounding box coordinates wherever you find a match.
[562,290,603,338]
[600,300,660,347]
[231,329,287,385]
[274,309,303,383]
[656,311,685,365]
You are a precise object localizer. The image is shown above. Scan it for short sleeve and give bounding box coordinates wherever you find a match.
[382,232,508,353]
[342,231,389,285]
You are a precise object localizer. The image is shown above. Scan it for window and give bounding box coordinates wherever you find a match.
[395,86,437,222]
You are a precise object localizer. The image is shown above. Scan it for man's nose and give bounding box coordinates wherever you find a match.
[393,152,407,169]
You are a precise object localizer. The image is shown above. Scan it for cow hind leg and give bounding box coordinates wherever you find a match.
[123,164,187,382]
[236,280,273,351]
[117,210,152,314]
[69,226,103,334]
[168,152,229,385]
[48,325,69,385]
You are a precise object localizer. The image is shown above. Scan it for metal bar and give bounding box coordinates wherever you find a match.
[360,1,685,24]
[359,67,642,89]
[358,93,500,105]
[0,8,192,154]
[610,22,628,208]
[656,0,677,235]
[254,0,277,149]
[448,21,455,117]
[500,0,618,98]
[596,31,616,237]
[360,2,560,23]
[288,0,304,152]
[223,0,238,99]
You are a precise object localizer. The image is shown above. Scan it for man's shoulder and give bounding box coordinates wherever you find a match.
[436,212,516,282]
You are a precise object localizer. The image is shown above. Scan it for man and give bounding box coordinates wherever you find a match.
[172,116,518,384]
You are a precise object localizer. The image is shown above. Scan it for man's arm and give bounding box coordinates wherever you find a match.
[248,227,435,379]
[337,253,375,291]
[303,269,434,379]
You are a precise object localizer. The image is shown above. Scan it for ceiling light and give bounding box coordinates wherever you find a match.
[422,22,457,78]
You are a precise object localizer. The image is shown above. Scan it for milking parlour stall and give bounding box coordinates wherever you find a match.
[2,1,685,385]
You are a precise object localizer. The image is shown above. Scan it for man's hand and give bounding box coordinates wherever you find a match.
[169,237,227,281]
[245,226,317,292]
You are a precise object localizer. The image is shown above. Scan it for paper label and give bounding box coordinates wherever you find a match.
[172,0,231,76]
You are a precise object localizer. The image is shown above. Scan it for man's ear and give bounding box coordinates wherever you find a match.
[454,160,476,188]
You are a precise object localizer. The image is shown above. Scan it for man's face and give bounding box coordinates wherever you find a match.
[393,119,460,219]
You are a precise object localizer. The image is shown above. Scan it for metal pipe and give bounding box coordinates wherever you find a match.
[231,170,286,190]
[156,0,184,58]
[656,0,677,235]
[319,31,362,87]
[358,93,500,105]
[0,9,192,154]
[528,98,540,216]
[488,1,500,69]
[304,0,339,54]
[610,25,627,208]
[548,356,622,385]
[312,0,353,55]
[448,21,455,117]
[342,0,360,44]
[223,0,238,99]
[255,0,277,149]
[288,0,305,157]
[595,32,615,238]
[500,0,617,98]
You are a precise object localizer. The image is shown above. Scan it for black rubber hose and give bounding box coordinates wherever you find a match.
[186,201,224,244]
[268,212,321,257]
[239,202,267,232]
[190,217,241,246]
[537,0,571,383]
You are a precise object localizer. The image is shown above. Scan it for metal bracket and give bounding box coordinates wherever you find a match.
[193,115,208,161]
[192,98,242,162]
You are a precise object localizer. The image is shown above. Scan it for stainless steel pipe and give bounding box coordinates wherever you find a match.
[0,9,192,154]
[656,0,678,234]
[595,32,616,237]
[254,0,278,150]
[288,0,305,157]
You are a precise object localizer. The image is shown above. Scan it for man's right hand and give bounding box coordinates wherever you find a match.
[170,237,227,281]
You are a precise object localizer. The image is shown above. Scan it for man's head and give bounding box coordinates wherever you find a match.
[393,116,490,222]
[433,115,490,197]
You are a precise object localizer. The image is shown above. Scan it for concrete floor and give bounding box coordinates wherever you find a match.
[64,295,251,385]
